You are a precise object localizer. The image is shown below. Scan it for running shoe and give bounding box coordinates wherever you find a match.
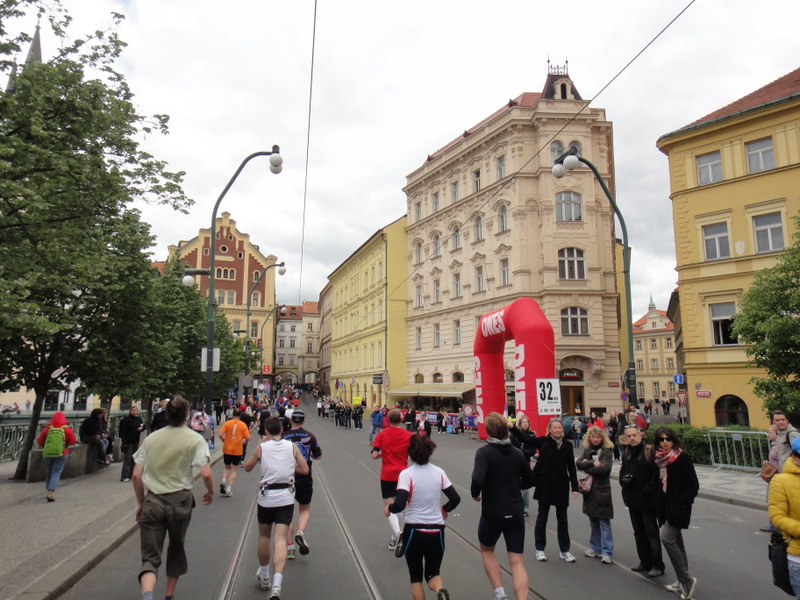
[286,547,295,560]
[665,581,682,593]
[220,482,226,495]
[295,531,310,555]
[256,568,270,591]
[269,585,281,600]
[535,550,547,561]
[388,531,400,551]
[601,555,613,564]
[436,589,450,600]
[680,577,697,600]
[559,551,576,563]
[584,549,598,558]
[394,532,405,558]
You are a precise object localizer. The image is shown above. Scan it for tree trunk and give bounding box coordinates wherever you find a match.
[13,388,47,480]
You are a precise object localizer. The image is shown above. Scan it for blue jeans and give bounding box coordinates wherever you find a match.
[368,425,381,445]
[588,517,614,557]
[788,559,800,599]
[44,455,67,491]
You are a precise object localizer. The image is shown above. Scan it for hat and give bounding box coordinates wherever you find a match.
[291,409,305,423]
[791,436,800,455]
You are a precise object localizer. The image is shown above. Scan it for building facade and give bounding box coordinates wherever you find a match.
[329,217,408,408]
[169,211,282,389]
[318,282,333,395]
[275,305,302,385]
[299,301,320,385]
[633,299,677,414]
[657,66,800,428]
[401,65,624,417]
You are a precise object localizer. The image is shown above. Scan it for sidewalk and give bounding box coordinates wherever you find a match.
[0,451,768,600]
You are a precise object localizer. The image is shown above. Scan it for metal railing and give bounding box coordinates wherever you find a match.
[707,428,770,471]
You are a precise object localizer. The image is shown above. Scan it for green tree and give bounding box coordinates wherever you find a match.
[0,3,191,479]
[732,214,800,414]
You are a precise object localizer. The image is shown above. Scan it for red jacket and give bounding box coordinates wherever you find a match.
[37,412,78,456]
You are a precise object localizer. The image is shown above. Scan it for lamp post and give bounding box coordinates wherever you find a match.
[203,147,283,414]
[552,145,637,406]
[244,262,286,395]
[256,303,286,400]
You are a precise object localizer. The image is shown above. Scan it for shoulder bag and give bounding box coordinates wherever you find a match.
[577,473,593,495]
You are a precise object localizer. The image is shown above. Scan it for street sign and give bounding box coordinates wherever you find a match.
[676,391,687,405]
[620,392,630,402]
[673,374,684,384]
[536,378,562,415]
[463,404,474,416]
[200,348,220,372]
[696,390,712,398]
[262,365,271,375]
[372,373,383,384]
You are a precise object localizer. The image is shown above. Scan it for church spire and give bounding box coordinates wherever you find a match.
[648,293,656,309]
[5,23,42,95]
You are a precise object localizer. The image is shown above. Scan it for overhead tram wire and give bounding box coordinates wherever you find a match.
[297,0,319,304]
[355,0,697,334]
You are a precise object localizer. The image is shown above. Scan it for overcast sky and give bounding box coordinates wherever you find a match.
[17,0,800,317]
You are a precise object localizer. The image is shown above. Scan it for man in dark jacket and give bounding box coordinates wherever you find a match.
[620,425,664,577]
[119,405,145,482]
[472,412,535,600]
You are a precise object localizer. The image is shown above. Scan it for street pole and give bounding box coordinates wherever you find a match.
[552,145,637,406]
[204,147,283,415]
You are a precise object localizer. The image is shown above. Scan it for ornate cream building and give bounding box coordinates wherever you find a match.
[633,298,678,414]
[401,65,624,416]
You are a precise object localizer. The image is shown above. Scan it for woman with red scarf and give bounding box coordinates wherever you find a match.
[653,427,699,600]
[37,411,77,502]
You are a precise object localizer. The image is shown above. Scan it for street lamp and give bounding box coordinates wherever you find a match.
[552,145,637,406]
[203,147,283,415]
[244,262,286,393]
[255,303,286,399]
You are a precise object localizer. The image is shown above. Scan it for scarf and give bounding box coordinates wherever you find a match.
[487,437,511,445]
[654,447,682,492]
[549,433,564,449]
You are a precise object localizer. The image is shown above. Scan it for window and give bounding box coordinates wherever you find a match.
[307,342,313,353]
[703,222,730,260]
[635,339,642,350]
[666,337,673,348]
[251,322,258,337]
[253,271,261,282]
[558,248,585,280]
[497,155,506,180]
[290,325,296,332]
[279,339,285,348]
[227,291,235,305]
[433,279,441,303]
[650,339,658,350]
[453,319,461,345]
[232,320,241,331]
[668,382,676,397]
[415,327,422,350]
[568,141,582,156]
[451,181,459,203]
[746,138,774,174]
[416,284,423,307]
[279,356,284,365]
[651,359,659,369]
[636,359,643,370]
[415,202,422,222]
[711,302,737,345]
[550,141,564,163]
[371,266,375,285]
[433,324,440,348]
[556,192,582,222]
[290,339,296,348]
[252,292,260,307]
[289,356,295,366]
[653,382,660,397]
[561,307,589,335]
[475,266,484,292]
[500,258,509,286]
[696,151,722,185]
[307,322,313,331]
[754,212,784,253]
[498,205,508,232]
[452,226,461,249]
[433,192,439,212]
[414,242,422,264]
[473,169,481,192]
[475,217,483,241]
[217,290,225,304]
[667,357,675,369]
[638,382,645,398]
[453,273,461,298]
[433,235,441,257]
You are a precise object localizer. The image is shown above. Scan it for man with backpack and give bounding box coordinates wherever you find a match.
[37,411,77,502]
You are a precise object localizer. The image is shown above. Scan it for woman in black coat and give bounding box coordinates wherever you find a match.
[510,414,537,516]
[531,419,579,562]
[654,427,699,599]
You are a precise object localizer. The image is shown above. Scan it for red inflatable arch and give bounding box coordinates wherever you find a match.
[473,297,556,439]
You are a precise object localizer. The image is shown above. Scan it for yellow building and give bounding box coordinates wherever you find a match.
[328,217,408,408]
[657,67,800,428]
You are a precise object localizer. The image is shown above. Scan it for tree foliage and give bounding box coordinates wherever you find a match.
[732,214,800,414]
[0,1,192,478]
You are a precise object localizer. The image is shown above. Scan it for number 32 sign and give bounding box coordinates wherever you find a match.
[536,379,562,415]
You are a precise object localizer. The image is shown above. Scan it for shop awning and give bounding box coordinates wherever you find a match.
[388,383,475,398]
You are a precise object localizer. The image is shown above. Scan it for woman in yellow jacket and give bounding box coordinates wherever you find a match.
[768,436,800,599]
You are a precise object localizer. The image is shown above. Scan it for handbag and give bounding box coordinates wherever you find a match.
[768,530,795,596]
[761,463,778,483]
[577,473,593,495]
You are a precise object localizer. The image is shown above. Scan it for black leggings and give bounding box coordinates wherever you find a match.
[402,524,445,584]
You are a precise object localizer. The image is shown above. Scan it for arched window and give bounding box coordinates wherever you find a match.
[415,242,422,264]
[568,141,582,157]
[556,191,582,222]
[433,372,443,383]
[558,248,586,279]
[498,205,508,232]
[433,235,441,257]
[551,141,564,163]
[714,395,750,426]
[561,307,589,335]
[216,268,222,278]
[452,372,464,382]
[475,217,483,241]
[415,373,424,383]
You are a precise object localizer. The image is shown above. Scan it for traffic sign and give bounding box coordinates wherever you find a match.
[676,391,688,405]
[673,374,684,384]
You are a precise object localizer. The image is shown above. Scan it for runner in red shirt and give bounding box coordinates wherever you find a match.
[371,408,413,551]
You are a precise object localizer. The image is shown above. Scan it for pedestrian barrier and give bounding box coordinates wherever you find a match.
[707,428,769,472]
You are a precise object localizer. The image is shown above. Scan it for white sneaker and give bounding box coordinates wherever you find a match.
[559,551,576,562]
[665,581,682,593]
[256,567,270,591]
[535,550,547,561]
[269,585,281,600]
[601,555,613,564]
[389,531,400,550]
[584,549,598,558]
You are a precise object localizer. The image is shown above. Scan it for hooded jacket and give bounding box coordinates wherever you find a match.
[37,412,77,456]
[471,438,534,521]
[769,456,800,556]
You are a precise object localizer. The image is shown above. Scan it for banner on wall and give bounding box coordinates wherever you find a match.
[473,297,556,439]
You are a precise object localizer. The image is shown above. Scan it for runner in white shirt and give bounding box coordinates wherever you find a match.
[386,434,461,600]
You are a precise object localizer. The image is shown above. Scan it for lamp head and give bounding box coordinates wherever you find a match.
[563,154,581,170]
[552,163,567,179]
[269,146,283,174]
[182,274,196,287]
[277,266,287,276]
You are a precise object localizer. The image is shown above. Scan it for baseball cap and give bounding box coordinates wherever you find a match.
[791,436,800,455]
[291,409,305,423]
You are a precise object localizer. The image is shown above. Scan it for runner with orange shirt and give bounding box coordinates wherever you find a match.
[218,406,251,497]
